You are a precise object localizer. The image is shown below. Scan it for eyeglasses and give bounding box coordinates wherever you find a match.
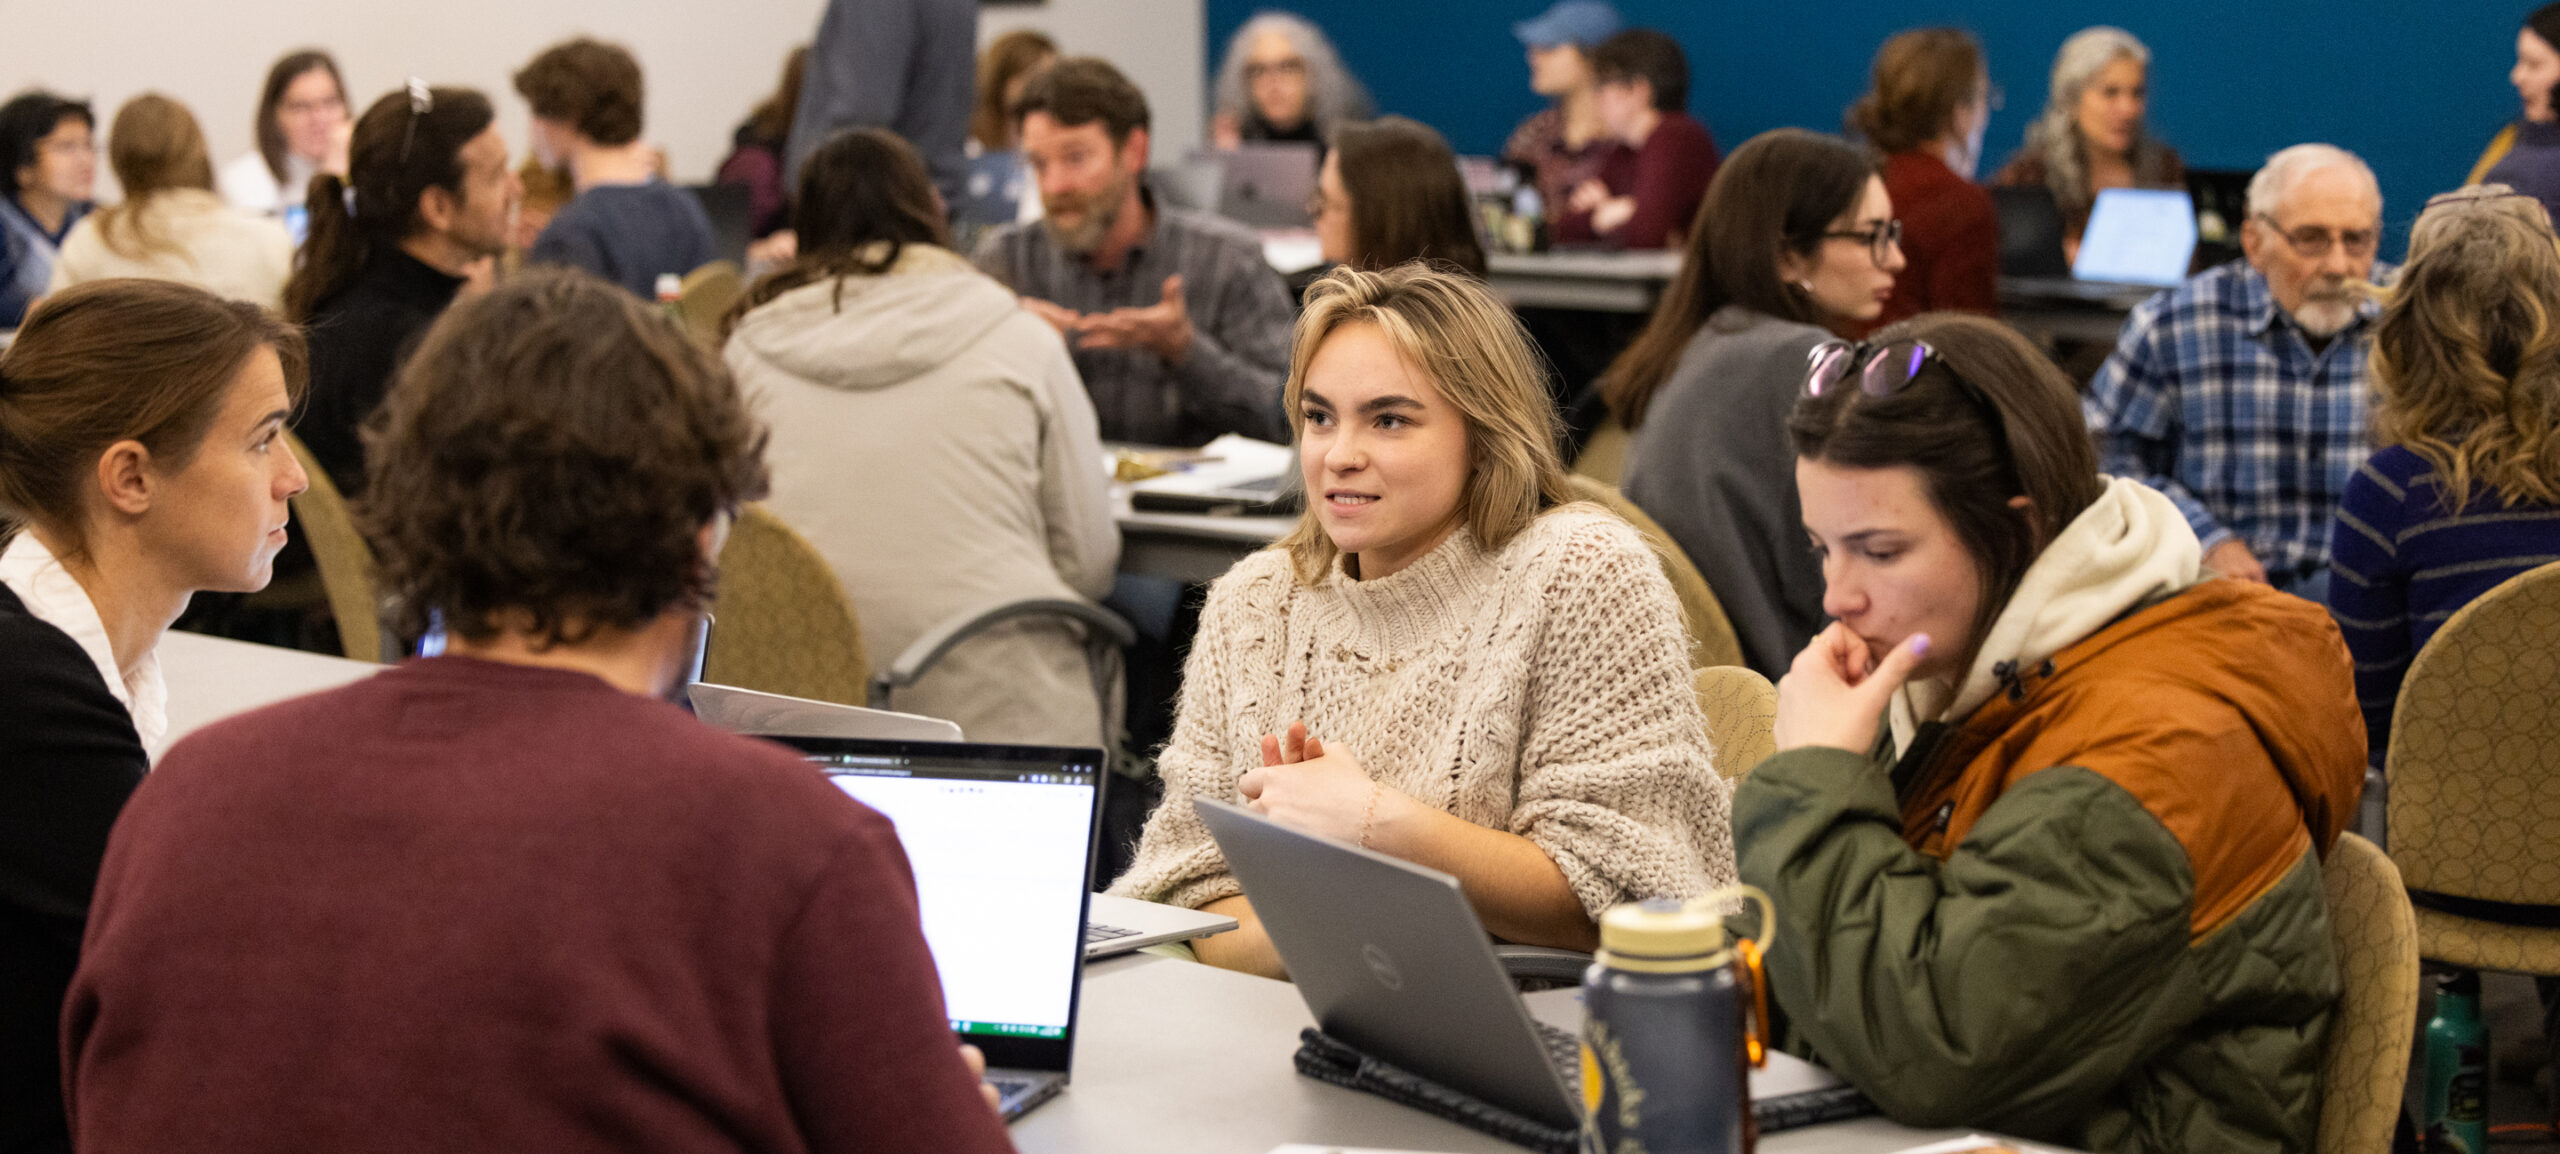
[1243,58,1308,83]
[1819,219,1904,269]
[2251,213,2380,259]
[1805,337,1940,399]
[397,78,432,165]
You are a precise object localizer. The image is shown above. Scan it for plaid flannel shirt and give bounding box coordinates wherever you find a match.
[2085,258,2393,583]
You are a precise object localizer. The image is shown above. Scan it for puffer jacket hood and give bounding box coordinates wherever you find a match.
[727,244,1019,391]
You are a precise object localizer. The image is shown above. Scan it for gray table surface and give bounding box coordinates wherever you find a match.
[1486,250,1684,316]
[1016,953,1983,1154]
[158,636,2045,1154]
[160,629,379,744]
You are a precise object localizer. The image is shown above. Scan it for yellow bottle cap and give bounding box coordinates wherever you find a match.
[1596,897,1726,973]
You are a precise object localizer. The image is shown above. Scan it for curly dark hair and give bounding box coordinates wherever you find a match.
[513,38,644,146]
[357,268,769,649]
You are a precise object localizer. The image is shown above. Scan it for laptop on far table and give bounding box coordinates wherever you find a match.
[1193,796,1874,1134]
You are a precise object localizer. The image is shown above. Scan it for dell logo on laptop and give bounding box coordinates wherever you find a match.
[1362,943,1403,991]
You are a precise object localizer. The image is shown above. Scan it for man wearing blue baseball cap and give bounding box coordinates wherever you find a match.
[1502,0,1627,214]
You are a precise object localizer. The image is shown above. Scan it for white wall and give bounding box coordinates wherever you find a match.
[3,0,1202,198]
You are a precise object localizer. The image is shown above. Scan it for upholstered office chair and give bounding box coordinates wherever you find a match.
[1571,418,1630,486]
[282,431,388,663]
[1564,475,1743,670]
[707,505,1139,757]
[676,260,745,347]
[2316,832,2420,1154]
[1695,665,1777,783]
[2385,561,2560,982]
[706,505,872,706]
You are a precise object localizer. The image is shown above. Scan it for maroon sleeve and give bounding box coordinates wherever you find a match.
[1613,118,1716,250]
[717,146,788,238]
[1924,183,2001,316]
[769,819,1017,1154]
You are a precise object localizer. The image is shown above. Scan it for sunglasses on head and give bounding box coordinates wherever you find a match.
[1804,338,1941,399]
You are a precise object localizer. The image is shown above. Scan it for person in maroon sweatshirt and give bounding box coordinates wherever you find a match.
[1559,28,1719,250]
[1845,26,2000,333]
[61,269,1016,1154]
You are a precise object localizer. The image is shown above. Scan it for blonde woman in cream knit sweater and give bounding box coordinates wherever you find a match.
[1110,264,1737,978]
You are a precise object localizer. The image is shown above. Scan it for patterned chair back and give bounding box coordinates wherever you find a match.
[2315,832,2419,1154]
[2386,560,2560,906]
[704,505,870,706]
[1564,475,1744,670]
[1694,664,1776,783]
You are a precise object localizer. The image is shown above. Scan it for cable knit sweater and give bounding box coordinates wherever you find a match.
[1111,504,1738,918]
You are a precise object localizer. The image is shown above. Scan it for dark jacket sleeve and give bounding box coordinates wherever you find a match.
[768,816,1017,1153]
[0,607,146,1153]
[1731,745,2198,1136]
[1169,243,1294,444]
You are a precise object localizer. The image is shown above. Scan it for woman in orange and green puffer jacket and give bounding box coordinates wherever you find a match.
[1732,312,2366,1153]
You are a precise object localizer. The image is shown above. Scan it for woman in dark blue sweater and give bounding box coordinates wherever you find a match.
[2329,184,2560,760]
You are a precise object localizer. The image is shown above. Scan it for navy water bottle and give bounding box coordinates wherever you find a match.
[1580,886,1773,1154]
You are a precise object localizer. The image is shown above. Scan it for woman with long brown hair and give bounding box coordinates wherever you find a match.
[715,45,809,240]
[1311,116,1487,278]
[2329,185,2560,756]
[723,127,1118,748]
[50,94,292,308]
[0,279,307,1152]
[1608,127,1903,677]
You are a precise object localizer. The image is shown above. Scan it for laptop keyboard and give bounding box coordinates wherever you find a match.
[1536,1020,1583,1097]
[1085,922,1138,944]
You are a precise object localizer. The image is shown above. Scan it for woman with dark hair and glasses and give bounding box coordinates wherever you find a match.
[219,49,350,223]
[1732,311,2363,1150]
[1602,127,1903,677]
[286,83,519,496]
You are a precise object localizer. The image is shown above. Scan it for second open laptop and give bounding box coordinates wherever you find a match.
[1193,797,1872,1133]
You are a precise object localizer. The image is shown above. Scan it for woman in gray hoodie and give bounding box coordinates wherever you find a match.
[724,128,1118,746]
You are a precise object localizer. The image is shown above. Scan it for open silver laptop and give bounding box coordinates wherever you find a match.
[783,737,1103,1120]
[688,682,962,742]
[1193,797,1872,1132]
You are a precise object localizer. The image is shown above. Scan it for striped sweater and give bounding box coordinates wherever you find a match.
[2328,445,2560,760]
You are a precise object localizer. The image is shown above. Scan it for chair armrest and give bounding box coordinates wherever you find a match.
[1495,944,1596,985]
[871,598,1137,709]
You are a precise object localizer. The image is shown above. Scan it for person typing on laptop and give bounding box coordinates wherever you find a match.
[1109,264,1736,979]
[62,270,1013,1153]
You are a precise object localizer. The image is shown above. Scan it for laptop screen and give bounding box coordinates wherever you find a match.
[2073,187,2199,287]
[789,739,1100,1065]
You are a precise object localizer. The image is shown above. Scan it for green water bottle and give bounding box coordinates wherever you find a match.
[2423,970,2489,1154]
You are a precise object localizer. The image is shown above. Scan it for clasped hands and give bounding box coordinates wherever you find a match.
[1568,178,1636,236]
[1238,721,1402,847]
[1020,273,1195,364]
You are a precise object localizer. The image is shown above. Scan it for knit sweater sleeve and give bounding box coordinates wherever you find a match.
[1511,512,1737,915]
[1104,551,1290,910]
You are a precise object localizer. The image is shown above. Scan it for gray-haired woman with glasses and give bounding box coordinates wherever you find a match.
[1600,127,1904,677]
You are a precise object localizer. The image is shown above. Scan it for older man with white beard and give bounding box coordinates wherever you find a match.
[2087,143,2389,598]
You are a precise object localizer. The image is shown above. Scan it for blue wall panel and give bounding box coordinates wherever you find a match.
[1207,0,2521,249]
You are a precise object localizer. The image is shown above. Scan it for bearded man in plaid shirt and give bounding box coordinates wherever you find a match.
[2086,144,2390,600]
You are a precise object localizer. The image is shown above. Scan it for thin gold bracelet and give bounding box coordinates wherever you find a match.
[1356,782,1382,848]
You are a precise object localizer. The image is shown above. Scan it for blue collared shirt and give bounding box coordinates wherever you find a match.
[2085,258,2393,582]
